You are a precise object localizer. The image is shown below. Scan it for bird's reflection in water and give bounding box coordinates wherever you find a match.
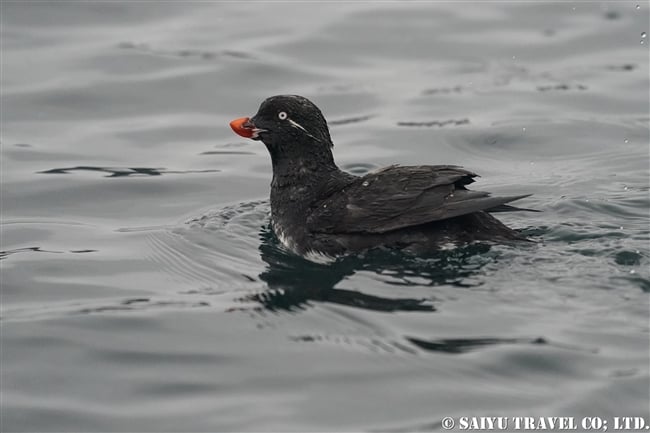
[253,225,495,313]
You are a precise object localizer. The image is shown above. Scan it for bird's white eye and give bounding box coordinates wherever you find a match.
[278,111,287,120]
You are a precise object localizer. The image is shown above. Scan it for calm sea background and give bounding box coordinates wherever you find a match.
[1,1,649,432]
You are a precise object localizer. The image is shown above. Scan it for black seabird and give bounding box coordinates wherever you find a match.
[230,95,532,262]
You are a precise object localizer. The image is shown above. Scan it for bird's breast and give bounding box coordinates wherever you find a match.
[271,220,299,253]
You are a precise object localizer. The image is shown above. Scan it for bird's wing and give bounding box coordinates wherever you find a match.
[307,165,530,234]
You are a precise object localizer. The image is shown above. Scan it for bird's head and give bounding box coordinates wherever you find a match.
[230,95,334,166]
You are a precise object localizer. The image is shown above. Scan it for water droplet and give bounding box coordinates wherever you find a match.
[630,269,636,274]
[624,138,629,143]
[529,161,535,165]
[572,6,576,11]
[585,199,590,202]
[637,5,641,10]
[624,185,629,191]
[641,40,646,45]
[619,226,624,230]
[642,32,647,39]
[512,55,516,60]
[635,250,640,254]
[522,127,526,132]
[323,204,327,208]
[362,181,369,187]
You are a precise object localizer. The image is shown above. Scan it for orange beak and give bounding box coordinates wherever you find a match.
[229,117,255,139]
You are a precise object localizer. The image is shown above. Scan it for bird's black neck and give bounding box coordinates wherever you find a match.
[271,156,338,184]
[269,154,355,206]
[267,136,342,187]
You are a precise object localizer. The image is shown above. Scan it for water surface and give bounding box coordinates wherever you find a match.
[1,2,649,431]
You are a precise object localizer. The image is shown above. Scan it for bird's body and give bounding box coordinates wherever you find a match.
[230,95,532,261]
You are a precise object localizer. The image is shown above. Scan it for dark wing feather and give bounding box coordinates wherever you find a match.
[487,203,541,213]
[307,165,530,234]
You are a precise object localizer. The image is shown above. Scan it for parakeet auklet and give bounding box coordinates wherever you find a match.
[230,95,532,262]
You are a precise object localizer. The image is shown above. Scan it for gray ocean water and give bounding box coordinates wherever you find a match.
[1,2,649,432]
